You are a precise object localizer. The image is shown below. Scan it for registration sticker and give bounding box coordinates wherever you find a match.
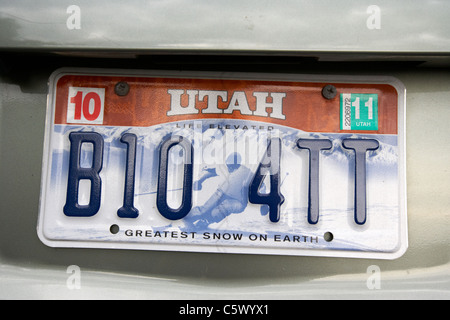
[340,93,379,130]
[38,68,407,259]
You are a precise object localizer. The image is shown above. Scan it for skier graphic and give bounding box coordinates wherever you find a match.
[189,152,253,229]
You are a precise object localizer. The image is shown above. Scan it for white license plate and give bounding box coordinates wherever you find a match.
[38,68,407,259]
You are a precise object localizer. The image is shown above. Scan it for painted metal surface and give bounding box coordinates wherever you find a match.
[0,0,450,55]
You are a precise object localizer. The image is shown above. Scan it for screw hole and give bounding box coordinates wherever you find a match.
[321,84,337,100]
[324,232,334,242]
[110,224,119,234]
[114,81,129,96]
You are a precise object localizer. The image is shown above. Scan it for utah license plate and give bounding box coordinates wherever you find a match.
[38,68,407,259]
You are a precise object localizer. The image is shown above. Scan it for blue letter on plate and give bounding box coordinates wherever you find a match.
[157,136,193,220]
[249,138,285,223]
[63,132,104,217]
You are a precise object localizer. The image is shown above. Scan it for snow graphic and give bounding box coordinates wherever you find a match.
[41,119,403,255]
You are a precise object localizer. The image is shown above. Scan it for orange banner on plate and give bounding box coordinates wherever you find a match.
[54,75,398,134]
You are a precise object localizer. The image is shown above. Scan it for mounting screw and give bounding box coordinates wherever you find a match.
[114,81,129,96]
[322,84,337,100]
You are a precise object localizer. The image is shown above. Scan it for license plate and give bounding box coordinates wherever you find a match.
[38,68,407,259]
